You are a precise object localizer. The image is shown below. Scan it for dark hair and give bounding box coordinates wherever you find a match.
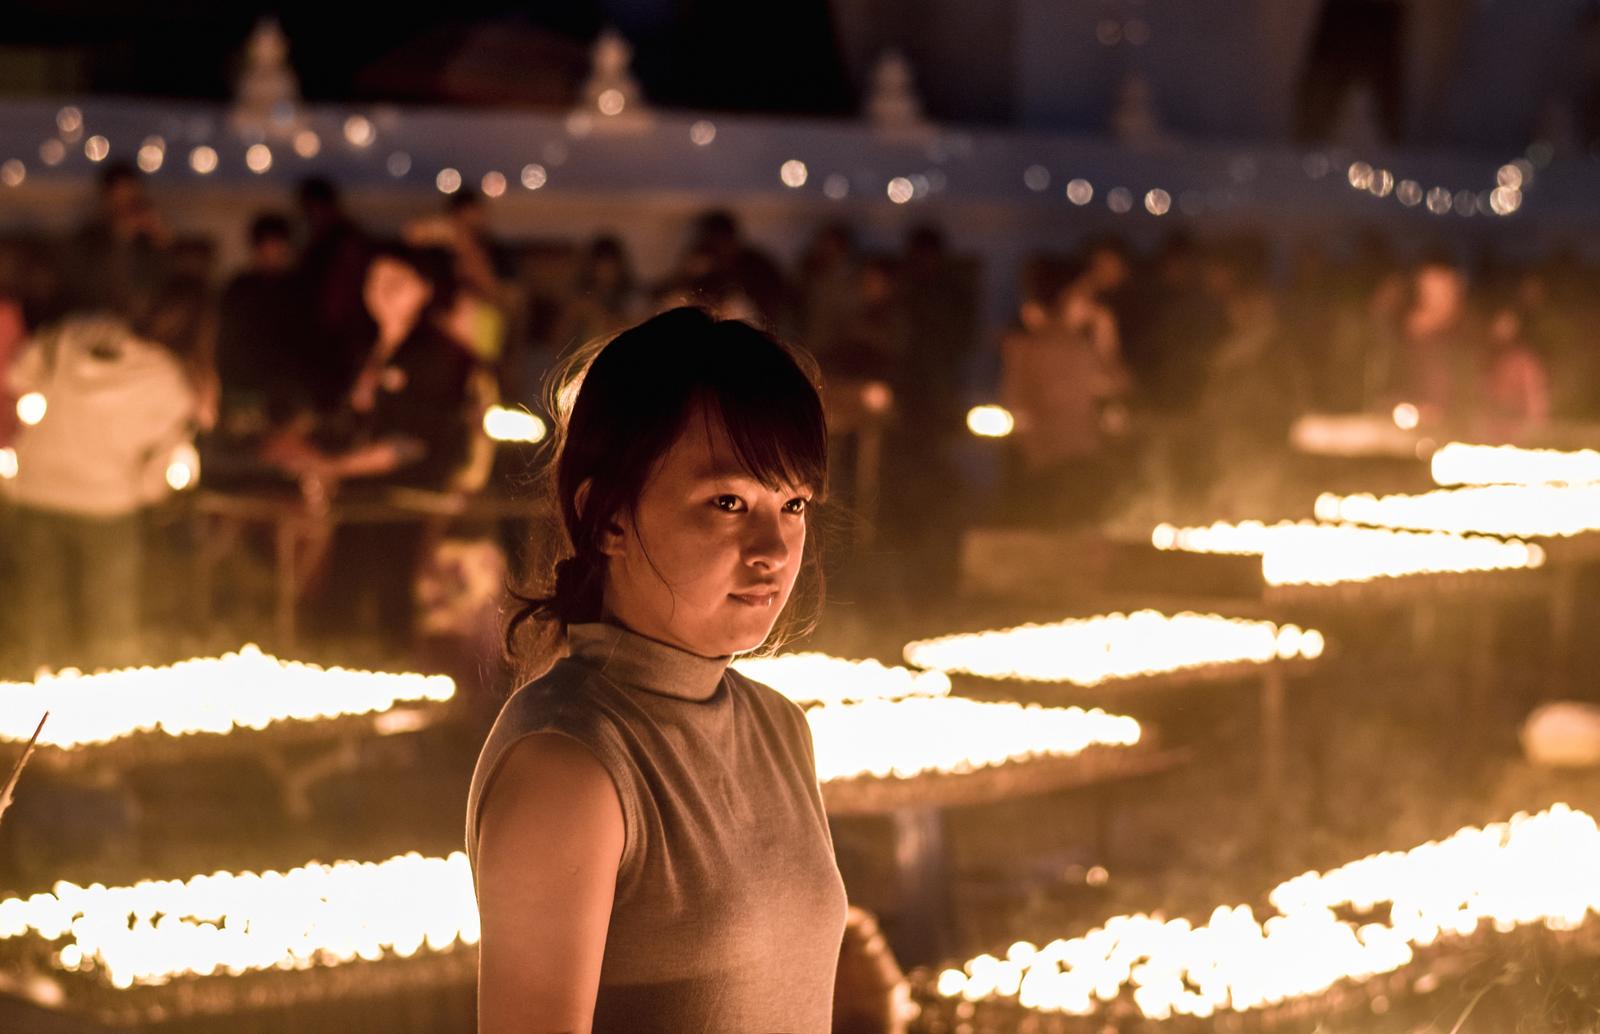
[130,275,212,361]
[693,209,740,245]
[576,235,633,298]
[447,189,483,213]
[296,176,340,210]
[906,223,945,254]
[368,241,457,317]
[505,306,829,670]
[249,212,293,248]
[99,162,138,193]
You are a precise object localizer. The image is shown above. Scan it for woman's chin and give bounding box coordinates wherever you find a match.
[714,610,783,654]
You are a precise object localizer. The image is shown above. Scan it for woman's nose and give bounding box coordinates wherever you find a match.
[745,509,792,570]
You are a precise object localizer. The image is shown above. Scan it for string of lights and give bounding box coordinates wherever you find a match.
[0,100,1536,219]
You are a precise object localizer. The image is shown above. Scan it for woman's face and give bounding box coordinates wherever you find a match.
[599,403,812,658]
[363,256,431,331]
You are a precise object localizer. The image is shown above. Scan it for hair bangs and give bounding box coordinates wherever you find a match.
[696,322,828,501]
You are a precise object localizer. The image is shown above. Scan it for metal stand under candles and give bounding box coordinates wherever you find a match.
[0,651,454,823]
[190,489,548,653]
[903,614,1326,873]
[822,740,1186,973]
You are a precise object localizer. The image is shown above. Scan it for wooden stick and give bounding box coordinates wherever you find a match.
[0,712,48,828]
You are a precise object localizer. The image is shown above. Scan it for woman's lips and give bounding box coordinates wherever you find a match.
[729,591,778,607]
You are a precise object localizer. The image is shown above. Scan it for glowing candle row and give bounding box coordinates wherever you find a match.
[0,852,480,990]
[901,612,1323,686]
[1431,442,1600,487]
[1316,485,1600,540]
[807,698,1141,783]
[1152,521,1545,585]
[937,804,1600,1021]
[732,652,951,706]
[0,646,455,749]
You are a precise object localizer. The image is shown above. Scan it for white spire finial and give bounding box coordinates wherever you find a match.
[231,18,301,140]
[867,49,928,131]
[578,28,651,128]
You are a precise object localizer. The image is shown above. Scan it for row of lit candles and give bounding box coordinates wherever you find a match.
[1152,520,1546,584]
[9,606,1324,752]
[805,698,1142,783]
[0,646,455,749]
[1316,485,1600,540]
[1430,442,1600,488]
[0,852,480,989]
[936,804,1600,1020]
[9,800,1589,1003]
[902,611,1323,685]
[732,653,951,706]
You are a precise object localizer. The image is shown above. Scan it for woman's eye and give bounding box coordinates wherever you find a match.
[713,495,744,512]
[784,497,809,515]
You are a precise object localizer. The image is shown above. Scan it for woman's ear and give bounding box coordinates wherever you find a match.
[596,508,628,557]
[577,479,628,557]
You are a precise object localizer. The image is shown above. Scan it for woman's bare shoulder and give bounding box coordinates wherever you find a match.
[481,731,622,838]
[476,732,622,1032]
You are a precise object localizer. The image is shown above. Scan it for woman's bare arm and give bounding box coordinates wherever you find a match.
[476,732,625,1034]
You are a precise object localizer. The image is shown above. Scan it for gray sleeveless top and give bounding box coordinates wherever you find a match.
[465,621,848,1033]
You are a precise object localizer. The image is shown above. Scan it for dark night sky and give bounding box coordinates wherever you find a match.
[0,1,856,115]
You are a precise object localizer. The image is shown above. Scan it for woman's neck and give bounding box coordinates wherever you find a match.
[375,316,417,357]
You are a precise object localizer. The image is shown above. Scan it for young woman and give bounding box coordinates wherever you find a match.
[467,307,847,1033]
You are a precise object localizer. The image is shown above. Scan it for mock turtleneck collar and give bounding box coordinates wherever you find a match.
[565,621,730,702]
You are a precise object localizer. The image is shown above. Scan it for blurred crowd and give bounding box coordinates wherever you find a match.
[1,161,1597,672]
[998,229,1591,526]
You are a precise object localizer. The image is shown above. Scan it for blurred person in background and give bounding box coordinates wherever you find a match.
[675,209,792,332]
[405,189,512,368]
[294,177,372,411]
[1193,278,1307,515]
[1326,265,1408,413]
[1514,267,1588,419]
[215,212,300,440]
[798,221,858,361]
[67,162,173,315]
[883,224,975,597]
[1122,232,1225,414]
[1283,240,1341,409]
[0,286,21,673]
[551,235,640,351]
[273,243,477,654]
[656,243,760,324]
[830,253,908,385]
[999,264,1130,526]
[1477,303,1550,442]
[1071,237,1132,360]
[1392,256,1477,427]
[1059,258,1124,367]
[0,287,26,450]
[897,224,975,434]
[4,281,201,670]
